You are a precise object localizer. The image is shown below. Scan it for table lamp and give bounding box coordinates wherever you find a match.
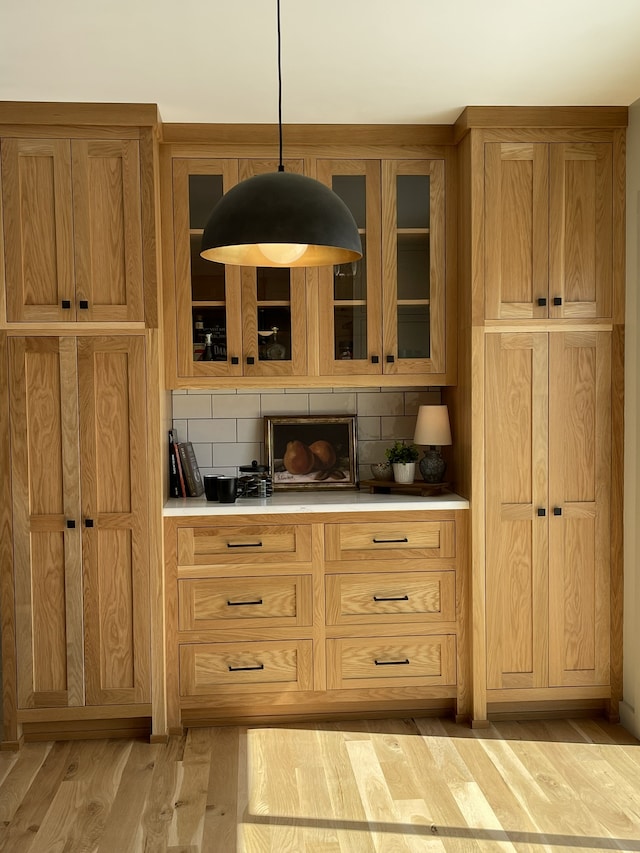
[413,405,452,483]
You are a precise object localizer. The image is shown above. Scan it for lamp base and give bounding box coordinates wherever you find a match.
[419,447,446,484]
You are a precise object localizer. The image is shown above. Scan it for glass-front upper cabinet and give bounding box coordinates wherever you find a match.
[238,159,307,378]
[317,158,446,377]
[172,158,243,378]
[382,159,445,376]
[316,160,382,376]
[171,158,307,379]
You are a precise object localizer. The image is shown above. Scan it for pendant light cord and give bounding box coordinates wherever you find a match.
[277,0,284,171]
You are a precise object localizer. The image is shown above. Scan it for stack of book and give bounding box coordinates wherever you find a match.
[168,430,205,497]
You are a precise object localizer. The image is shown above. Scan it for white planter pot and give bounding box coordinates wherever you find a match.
[392,462,416,484]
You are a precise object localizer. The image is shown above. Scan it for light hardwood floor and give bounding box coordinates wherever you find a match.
[0,717,638,852]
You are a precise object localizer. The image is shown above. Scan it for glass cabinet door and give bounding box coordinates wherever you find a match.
[382,159,445,375]
[172,159,243,377]
[316,160,382,375]
[239,159,308,377]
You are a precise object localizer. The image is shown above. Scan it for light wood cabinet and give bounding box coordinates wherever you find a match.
[170,157,307,379]
[164,509,468,730]
[1,138,144,323]
[484,330,611,693]
[7,335,151,715]
[484,141,613,320]
[316,158,447,377]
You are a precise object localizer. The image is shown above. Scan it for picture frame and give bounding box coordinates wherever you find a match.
[265,415,358,490]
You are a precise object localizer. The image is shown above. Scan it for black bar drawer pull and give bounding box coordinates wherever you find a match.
[537,297,547,307]
[375,658,410,666]
[227,542,263,548]
[227,599,263,607]
[66,519,76,529]
[228,663,264,672]
[372,537,408,544]
[373,595,409,602]
[553,507,563,516]
[537,508,546,517]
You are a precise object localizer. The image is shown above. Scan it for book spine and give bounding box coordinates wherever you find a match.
[168,430,181,497]
[183,442,205,496]
[178,443,197,496]
[173,438,187,497]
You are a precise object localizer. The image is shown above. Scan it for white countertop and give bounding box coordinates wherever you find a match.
[163,489,469,516]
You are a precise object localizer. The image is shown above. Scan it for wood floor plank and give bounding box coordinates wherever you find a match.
[0,743,51,824]
[0,717,638,851]
[28,739,132,853]
[0,741,72,853]
[141,732,186,853]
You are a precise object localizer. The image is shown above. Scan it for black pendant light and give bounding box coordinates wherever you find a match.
[200,0,362,269]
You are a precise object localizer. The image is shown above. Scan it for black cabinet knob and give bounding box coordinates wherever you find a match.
[537,508,546,517]
[79,300,89,309]
[553,506,563,516]
[61,299,72,310]
[553,297,563,306]
[231,356,239,365]
[84,518,94,528]
[371,355,379,364]
[66,519,76,529]
[537,297,547,307]
[246,356,255,365]
[386,355,395,363]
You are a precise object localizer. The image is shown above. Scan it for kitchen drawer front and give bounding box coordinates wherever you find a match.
[178,524,312,566]
[178,574,313,630]
[325,521,455,561]
[326,571,455,626]
[180,640,313,697]
[327,635,456,689]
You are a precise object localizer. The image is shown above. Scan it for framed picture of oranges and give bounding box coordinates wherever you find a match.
[264,415,358,490]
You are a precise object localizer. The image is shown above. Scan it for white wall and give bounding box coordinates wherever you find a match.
[621,98,640,737]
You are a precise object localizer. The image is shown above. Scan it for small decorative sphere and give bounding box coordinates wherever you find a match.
[370,462,392,481]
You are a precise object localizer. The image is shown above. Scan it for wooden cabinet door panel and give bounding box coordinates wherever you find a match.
[548,331,611,686]
[484,143,549,319]
[78,336,150,705]
[549,143,613,319]
[8,337,84,708]
[72,140,144,322]
[485,332,549,690]
[2,139,75,322]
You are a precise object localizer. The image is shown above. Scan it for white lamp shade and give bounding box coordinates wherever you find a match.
[414,405,452,446]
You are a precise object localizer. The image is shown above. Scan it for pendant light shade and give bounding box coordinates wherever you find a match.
[200,170,362,268]
[199,0,362,269]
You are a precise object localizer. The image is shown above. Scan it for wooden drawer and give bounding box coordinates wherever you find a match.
[177,524,312,566]
[327,635,456,689]
[178,574,313,630]
[326,571,455,626]
[180,640,313,697]
[325,521,455,561]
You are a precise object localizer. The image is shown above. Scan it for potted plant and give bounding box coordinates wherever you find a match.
[385,440,419,484]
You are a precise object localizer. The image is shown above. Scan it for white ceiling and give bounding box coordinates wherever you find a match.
[2,0,640,125]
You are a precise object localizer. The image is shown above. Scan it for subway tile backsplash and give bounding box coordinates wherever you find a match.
[173,386,441,481]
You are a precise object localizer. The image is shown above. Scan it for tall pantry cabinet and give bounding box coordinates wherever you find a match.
[0,103,165,746]
[447,108,626,724]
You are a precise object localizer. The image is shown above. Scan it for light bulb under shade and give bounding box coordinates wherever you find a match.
[200,171,362,268]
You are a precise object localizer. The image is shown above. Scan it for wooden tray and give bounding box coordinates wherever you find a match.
[360,479,449,496]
